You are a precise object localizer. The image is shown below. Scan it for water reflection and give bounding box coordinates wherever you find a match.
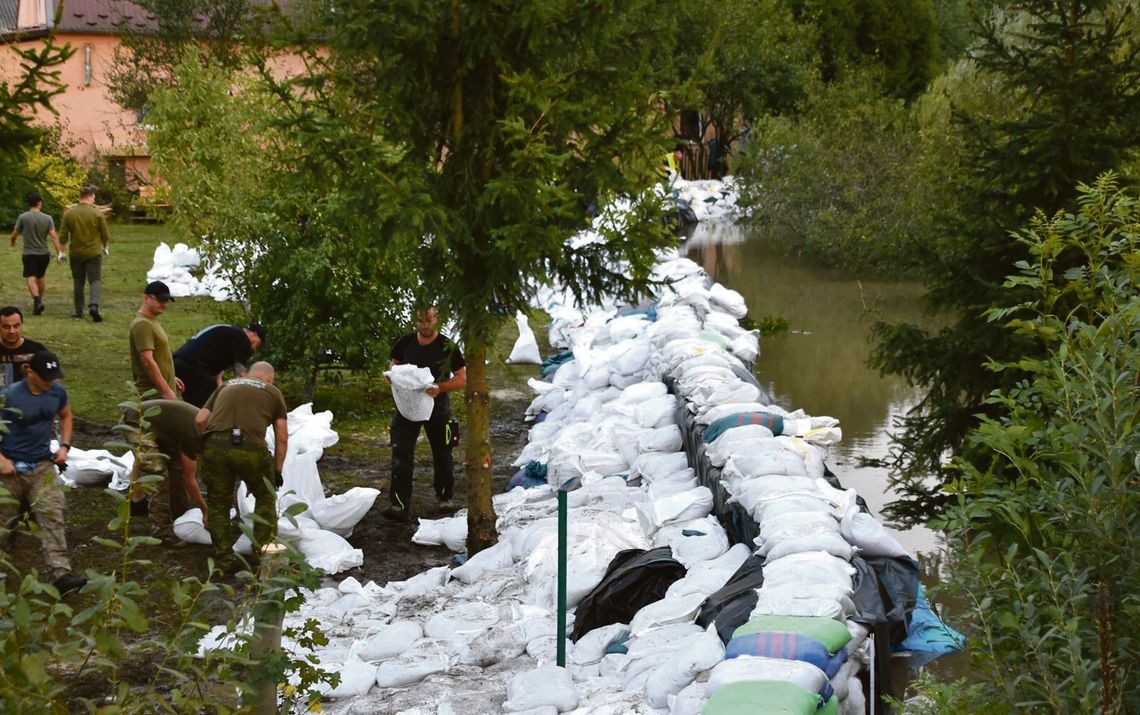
[684,224,943,557]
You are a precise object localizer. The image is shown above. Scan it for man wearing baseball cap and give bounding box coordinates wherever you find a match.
[129,281,182,401]
[0,350,86,594]
[173,321,266,407]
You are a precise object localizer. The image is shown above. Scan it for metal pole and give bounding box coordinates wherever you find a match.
[556,485,568,667]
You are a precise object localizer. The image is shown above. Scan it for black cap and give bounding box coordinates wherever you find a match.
[247,322,267,347]
[144,280,175,302]
[29,350,64,380]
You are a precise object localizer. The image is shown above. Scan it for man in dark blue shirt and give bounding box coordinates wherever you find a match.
[0,350,85,593]
[173,322,266,406]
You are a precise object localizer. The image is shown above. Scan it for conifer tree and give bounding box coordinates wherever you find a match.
[870,0,1140,523]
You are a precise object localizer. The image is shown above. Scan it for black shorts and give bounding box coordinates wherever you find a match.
[22,254,51,278]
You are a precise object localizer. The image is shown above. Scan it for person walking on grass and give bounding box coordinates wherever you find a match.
[58,185,110,322]
[195,362,288,573]
[0,350,86,594]
[383,304,466,523]
[0,306,47,390]
[9,191,64,315]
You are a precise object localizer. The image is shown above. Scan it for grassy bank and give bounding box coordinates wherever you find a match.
[1,222,546,441]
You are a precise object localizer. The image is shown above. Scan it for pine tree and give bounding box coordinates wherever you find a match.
[871,0,1140,523]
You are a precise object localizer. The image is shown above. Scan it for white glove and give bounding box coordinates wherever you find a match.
[102,246,110,256]
[57,251,66,263]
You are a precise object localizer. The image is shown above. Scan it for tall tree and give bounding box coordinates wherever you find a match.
[870,0,1140,523]
[310,0,679,552]
[0,14,76,217]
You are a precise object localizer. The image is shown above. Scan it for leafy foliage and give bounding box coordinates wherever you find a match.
[787,0,941,98]
[0,398,335,711]
[923,176,1140,713]
[0,22,78,224]
[870,0,1140,524]
[733,70,947,274]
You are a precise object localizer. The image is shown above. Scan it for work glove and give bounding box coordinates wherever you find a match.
[102,246,110,256]
[274,469,284,488]
[57,251,66,263]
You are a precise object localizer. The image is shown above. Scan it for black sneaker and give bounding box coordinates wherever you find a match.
[381,505,412,523]
[130,498,149,516]
[32,298,44,315]
[53,572,87,595]
[89,306,103,323]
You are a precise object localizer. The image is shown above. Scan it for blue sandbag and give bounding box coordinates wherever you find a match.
[725,632,848,678]
[893,585,966,668]
[505,461,549,491]
[703,412,785,443]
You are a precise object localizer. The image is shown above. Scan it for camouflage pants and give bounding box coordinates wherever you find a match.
[0,460,72,579]
[199,437,276,569]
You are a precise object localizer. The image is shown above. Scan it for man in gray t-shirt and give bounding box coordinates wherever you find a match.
[9,191,63,316]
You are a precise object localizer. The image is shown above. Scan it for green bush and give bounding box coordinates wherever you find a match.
[926,176,1140,712]
[733,71,945,275]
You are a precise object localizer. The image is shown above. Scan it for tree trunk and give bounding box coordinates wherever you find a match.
[464,338,497,555]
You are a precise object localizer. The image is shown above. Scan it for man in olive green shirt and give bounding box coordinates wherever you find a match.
[58,185,110,321]
[129,281,182,400]
[195,362,288,571]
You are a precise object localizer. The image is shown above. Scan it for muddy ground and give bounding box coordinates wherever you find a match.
[46,386,534,589]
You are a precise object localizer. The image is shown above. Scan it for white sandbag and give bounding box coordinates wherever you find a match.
[756,512,840,552]
[423,601,501,638]
[635,486,712,535]
[310,487,380,537]
[630,451,689,481]
[669,681,709,715]
[653,516,729,569]
[172,509,212,545]
[355,620,424,662]
[507,311,542,365]
[629,592,705,635]
[761,551,856,590]
[706,655,827,697]
[280,450,324,514]
[840,512,909,558]
[449,540,514,584]
[459,620,531,667]
[765,532,857,562]
[635,394,677,428]
[637,424,683,454]
[374,639,454,687]
[705,424,775,467]
[619,381,668,403]
[841,673,866,715]
[322,655,378,698]
[708,284,747,318]
[666,542,752,599]
[723,448,808,479]
[412,514,468,552]
[297,528,363,574]
[696,401,769,425]
[613,342,650,376]
[570,623,630,667]
[644,625,725,708]
[752,584,854,619]
[503,665,579,712]
[728,331,759,363]
[385,364,436,421]
[645,470,698,499]
[607,315,651,343]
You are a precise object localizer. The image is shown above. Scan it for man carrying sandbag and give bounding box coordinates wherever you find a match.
[383,305,466,522]
[194,362,287,572]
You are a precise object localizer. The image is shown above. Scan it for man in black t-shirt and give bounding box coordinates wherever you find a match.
[0,306,47,389]
[173,322,266,406]
[383,305,466,521]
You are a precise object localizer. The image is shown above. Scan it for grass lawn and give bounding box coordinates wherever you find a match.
[1,221,547,447]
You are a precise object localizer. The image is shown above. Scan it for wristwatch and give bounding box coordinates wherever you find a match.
[60,442,71,449]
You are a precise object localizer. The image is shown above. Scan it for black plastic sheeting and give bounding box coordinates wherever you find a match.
[694,554,766,643]
[571,546,687,642]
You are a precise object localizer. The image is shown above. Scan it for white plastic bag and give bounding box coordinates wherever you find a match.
[507,311,542,365]
[385,364,436,421]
